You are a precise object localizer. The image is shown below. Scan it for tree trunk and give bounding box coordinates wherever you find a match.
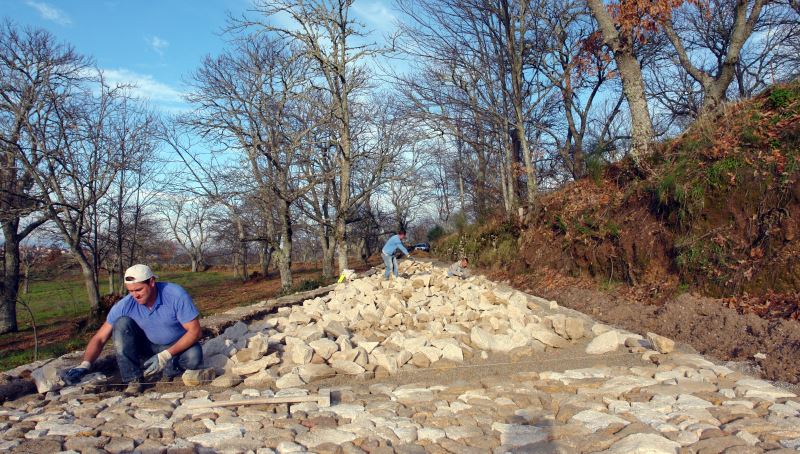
[277,254,292,291]
[336,137,352,274]
[75,254,102,321]
[502,0,537,209]
[617,49,655,162]
[191,257,199,273]
[474,144,489,220]
[502,124,518,212]
[320,232,335,279]
[260,242,273,277]
[234,216,247,281]
[513,121,537,209]
[335,69,353,275]
[0,221,21,334]
[455,133,466,214]
[335,218,348,274]
[22,267,29,295]
[586,0,654,165]
[276,199,293,291]
[356,238,368,266]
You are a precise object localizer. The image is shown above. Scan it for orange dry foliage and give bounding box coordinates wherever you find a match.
[722,291,800,320]
[574,31,614,78]
[609,0,702,41]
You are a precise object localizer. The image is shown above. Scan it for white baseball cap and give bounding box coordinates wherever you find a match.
[124,264,158,283]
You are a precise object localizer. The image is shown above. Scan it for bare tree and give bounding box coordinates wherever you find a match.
[2,23,141,321]
[105,99,159,293]
[0,23,82,333]
[162,195,212,273]
[161,122,255,281]
[236,0,380,273]
[184,34,326,289]
[537,1,621,179]
[585,0,657,165]
[661,0,769,114]
[23,77,136,319]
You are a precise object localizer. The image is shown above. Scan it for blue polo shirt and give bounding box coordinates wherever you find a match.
[382,234,410,256]
[107,282,199,345]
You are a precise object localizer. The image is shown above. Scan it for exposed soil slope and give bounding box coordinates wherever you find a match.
[436,81,800,383]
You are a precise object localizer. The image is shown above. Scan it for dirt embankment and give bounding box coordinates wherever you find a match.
[438,82,800,384]
[540,284,800,385]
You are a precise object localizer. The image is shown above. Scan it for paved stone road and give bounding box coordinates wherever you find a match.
[2,261,799,453]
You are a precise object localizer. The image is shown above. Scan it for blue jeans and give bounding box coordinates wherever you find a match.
[112,316,202,382]
[382,252,398,279]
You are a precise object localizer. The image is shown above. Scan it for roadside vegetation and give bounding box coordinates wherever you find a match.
[435,81,800,315]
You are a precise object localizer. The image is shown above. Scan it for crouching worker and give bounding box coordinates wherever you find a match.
[447,257,470,278]
[63,264,203,393]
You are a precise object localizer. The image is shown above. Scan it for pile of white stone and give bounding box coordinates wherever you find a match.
[6,261,800,453]
[187,261,669,391]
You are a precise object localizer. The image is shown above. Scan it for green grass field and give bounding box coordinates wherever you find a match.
[13,270,240,330]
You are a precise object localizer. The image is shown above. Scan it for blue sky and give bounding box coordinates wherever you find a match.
[3,0,399,113]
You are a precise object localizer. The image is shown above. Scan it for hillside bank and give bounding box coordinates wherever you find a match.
[436,82,800,384]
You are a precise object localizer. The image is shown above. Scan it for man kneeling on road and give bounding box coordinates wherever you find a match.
[63,264,203,393]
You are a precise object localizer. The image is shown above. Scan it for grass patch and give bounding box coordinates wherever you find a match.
[437,219,520,267]
[706,156,742,189]
[279,277,332,296]
[0,337,85,371]
[15,279,92,330]
[15,270,240,330]
[768,85,799,109]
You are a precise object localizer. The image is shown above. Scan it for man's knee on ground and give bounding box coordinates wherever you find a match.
[180,344,203,370]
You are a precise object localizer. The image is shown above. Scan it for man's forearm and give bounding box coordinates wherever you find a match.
[167,329,200,356]
[82,338,105,364]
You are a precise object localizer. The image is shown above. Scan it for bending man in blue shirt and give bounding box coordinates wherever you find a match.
[63,264,203,393]
[382,230,413,280]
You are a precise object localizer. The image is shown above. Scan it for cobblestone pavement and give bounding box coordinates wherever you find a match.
[2,262,799,453]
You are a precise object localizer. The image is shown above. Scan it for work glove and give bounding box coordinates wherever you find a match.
[143,350,172,377]
[63,361,91,385]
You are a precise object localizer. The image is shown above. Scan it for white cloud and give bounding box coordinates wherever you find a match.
[352,1,397,33]
[147,35,170,56]
[100,68,186,109]
[26,1,72,26]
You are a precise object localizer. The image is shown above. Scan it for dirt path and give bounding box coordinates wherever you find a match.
[499,272,800,387]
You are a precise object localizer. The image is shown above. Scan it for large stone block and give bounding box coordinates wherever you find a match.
[647,332,676,354]
[232,347,264,364]
[275,372,305,389]
[527,324,570,348]
[231,353,280,376]
[586,330,620,355]
[182,368,216,387]
[286,342,314,365]
[331,360,365,375]
[470,326,494,351]
[298,364,336,382]
[211,373,242,388]
[309,338,339,360]
[32,364,63,393]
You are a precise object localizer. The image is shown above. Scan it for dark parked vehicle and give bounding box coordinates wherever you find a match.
[412,242,430,252]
